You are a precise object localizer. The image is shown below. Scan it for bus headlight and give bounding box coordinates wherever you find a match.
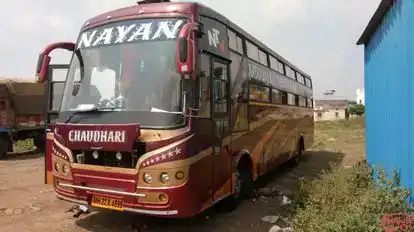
[160,172,170,183]
[54,162,60,172]
[62,164,70,175]
[143,173,153,184]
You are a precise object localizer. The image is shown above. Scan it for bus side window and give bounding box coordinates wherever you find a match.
[199,54,211,117]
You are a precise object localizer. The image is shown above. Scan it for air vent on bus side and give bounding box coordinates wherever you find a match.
[137,0,170,5]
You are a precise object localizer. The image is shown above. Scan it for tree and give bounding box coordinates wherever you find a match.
[348,104,365,116]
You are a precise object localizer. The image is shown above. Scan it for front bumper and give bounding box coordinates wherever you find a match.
[55,191,179,216]
[54,179,199,218]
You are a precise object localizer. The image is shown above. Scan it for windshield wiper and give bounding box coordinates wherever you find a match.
[64,106,116,123]
[74,49,85,80]
[150,107,182,115]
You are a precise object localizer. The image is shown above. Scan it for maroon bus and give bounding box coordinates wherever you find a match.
[35,0,314,218]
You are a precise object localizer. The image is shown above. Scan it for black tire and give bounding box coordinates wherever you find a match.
[218,164,253,211]
[0,137,8,159]
[34,135,46,152]
[288,139,304,167]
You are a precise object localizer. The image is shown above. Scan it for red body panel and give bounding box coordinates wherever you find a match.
[55,123,139,152]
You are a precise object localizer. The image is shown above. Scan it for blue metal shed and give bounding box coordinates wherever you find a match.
[357,0,414,200]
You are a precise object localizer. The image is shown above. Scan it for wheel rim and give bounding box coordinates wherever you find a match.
[234,171,242,198]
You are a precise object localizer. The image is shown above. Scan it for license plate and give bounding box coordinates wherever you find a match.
[91,196,124,211]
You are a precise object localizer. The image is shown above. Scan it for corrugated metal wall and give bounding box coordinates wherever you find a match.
[365,0,414,200]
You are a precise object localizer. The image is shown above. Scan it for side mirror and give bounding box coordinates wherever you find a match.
[35,54,52,83]
[35,42,76,83]
[177,38,195,75]
[176,23,200,79]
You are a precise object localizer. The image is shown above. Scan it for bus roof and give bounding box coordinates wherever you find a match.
[197,3,311,79]
[81,2,194,30]
[82,1,311,79]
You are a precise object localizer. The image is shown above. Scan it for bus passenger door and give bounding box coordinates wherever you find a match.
[44,65,69,184]
[211,58,232,202]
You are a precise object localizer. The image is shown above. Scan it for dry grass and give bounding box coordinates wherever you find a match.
[311,117,366,166]
[291,117,413,232]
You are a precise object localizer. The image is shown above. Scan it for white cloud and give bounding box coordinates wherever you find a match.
[0,0,380,99]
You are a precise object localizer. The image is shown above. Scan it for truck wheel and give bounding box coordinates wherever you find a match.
[34,135,45,152]
[0,137,8,159]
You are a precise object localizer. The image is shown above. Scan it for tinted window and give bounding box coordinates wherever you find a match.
[298,96,306,107]
[228,30,237,51]
[236,37,243,54]
[297,73,305,84]
[258,49,268,66]
[246,41,259,61]
[229,52,245,98]
[305,78,312,87]
[307,98,313,108]
[281,91,288,104]
[228,29,244,54]
[285,66,295,79]
[212,61,228,115]
[272,89,282,104]
[269,56,284,74]
[287,93,296,105]
[249,84,269,102]
[199,53,211,117]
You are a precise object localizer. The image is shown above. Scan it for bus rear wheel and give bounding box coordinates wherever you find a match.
[288,137,305,167]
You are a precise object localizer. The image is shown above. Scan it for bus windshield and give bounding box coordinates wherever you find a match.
[60,18,186,127]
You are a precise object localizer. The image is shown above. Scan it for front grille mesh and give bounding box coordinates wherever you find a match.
[71,142,146,169]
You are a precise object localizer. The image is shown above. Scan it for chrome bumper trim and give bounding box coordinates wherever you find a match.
[55,192,178,216]
[58,183,146,197]
[56,193,87,205]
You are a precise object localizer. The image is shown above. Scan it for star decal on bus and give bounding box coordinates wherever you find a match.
[142,146,182,167]
[52,145,68,160]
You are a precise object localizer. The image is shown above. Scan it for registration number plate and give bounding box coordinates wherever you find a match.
[91,196,124,211]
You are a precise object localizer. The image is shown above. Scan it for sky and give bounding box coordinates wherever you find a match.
[1,0,380,100]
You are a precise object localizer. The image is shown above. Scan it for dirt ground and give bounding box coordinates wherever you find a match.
[0,119,366,232]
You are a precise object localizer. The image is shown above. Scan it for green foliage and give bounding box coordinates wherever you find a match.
[14,139,35,152]
[291,162,411,232]
[348,104,365,116]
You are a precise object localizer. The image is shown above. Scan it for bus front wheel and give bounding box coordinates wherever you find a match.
[288,137,305,167]
[219,160,253,211]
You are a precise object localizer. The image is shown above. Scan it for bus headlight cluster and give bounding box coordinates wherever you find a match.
[53,158,71,177]
[142,170,186,185]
